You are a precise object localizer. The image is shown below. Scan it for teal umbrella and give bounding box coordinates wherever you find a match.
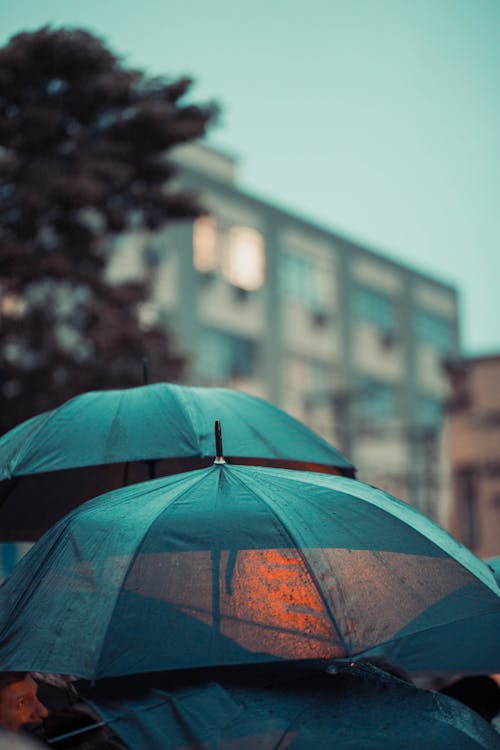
[50,662,500,750]
[0,463,498,680]
[0,383,354,540]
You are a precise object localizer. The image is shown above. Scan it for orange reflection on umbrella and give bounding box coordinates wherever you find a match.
[125,548,344,660]
[124,546,476,662]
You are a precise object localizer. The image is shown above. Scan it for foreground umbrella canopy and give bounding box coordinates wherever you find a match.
[77,662,500,750]
[0,383,354,540]
[361,556,500,676]
[0,465,499,680]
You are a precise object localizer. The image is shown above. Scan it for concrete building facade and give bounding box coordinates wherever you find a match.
[112,143,460,517]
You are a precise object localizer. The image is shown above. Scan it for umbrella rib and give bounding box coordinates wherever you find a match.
[228,467,353,659]
[47,694,174,745]
[93,469,215,677]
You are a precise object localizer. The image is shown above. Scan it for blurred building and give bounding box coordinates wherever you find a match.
[443,354,500,557]
[109,143,460,518]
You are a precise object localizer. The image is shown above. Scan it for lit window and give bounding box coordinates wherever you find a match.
[222,227,265,291]
[193,216,217,272]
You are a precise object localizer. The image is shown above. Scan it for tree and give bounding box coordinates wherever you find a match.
[0,27,218,431]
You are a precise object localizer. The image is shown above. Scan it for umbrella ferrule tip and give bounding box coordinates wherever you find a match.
[214,457,226,465]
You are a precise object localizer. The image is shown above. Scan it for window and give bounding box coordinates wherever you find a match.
[193,216,217,272]
[193,219,266,290]
[222,227,265,291]
[354,378,398,422]
[414,310,454,353]
[309,360,330,394]
[353,286,396,333]
[280,252,328,311]
[417,394,443,427]
[198,329,258,383]
[454,468,479,550]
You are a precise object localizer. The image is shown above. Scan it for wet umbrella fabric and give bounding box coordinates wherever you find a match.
[0,464,499,681]
[77,662,500,750]
[0,383,354,541]
[360,556,500,676]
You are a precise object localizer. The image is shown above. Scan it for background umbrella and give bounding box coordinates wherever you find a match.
[0,464,499,680]
[58,662,500,749]
[0,383,354,541]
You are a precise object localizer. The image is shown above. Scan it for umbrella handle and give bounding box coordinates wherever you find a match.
[214,420,225,464]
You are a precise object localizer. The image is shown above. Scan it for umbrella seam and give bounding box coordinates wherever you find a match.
[219,386,352,459]
[93,467,216,678]
[226,465,353,659]
[49,695,175,745]
[158,383,203,458]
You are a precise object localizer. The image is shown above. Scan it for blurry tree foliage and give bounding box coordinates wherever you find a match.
[0,27,218,431]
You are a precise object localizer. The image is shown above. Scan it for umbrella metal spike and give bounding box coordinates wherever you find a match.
[214,419,226,464]
[142,357,149,385]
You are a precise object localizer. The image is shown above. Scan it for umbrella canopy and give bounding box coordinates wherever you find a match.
[73,662,500,749]
[0,464,499,681]
[0,383,354,541]
[360,556,500,676]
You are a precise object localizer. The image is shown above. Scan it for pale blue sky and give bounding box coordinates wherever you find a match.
[2,0,499,354]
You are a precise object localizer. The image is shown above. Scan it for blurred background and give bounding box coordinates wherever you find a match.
[1,0,499,576]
